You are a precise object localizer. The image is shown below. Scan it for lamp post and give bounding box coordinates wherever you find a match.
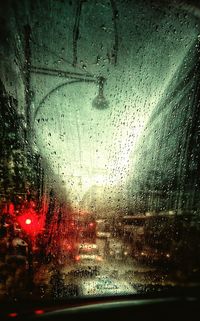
[24,28,109,138]
[24,25,109,139]
[31,69,109,123]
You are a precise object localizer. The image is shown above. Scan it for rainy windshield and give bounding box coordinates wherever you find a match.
[0,0,200,301]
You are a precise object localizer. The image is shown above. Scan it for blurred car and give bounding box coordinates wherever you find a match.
[75,243,103,273]
[96,231,111,238]
[96,219,111,239]
[78,243,98,250]
[121,216,146,246]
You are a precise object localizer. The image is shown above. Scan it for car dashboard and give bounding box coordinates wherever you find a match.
[1,288,200,321]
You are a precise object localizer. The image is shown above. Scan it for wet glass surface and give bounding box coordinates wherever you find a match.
[0,0,200,301]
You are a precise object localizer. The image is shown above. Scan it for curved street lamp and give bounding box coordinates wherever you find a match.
[32,71,109,122]
[24,25,109,139]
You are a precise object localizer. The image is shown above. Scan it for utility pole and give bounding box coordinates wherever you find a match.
[24,24,32,142]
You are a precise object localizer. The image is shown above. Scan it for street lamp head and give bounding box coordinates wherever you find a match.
[92,76,109,110]
[92,94,109,110]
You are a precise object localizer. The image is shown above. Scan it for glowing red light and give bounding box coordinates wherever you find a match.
[75,255,80,261]
[8,312,18,318]
[17,207,45,237]
[25,218,32,225]
[35,310,44,315]
[89,222,94,227]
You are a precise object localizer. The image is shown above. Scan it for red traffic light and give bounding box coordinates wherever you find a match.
[17,208,45,237]
[25,218,32,225]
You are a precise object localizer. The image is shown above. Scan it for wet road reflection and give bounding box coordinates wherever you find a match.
[33,236,177,299]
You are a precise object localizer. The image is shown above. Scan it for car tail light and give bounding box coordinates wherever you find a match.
[8,312,18,318]
[89,222,94,228]
[35,310,44,315]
